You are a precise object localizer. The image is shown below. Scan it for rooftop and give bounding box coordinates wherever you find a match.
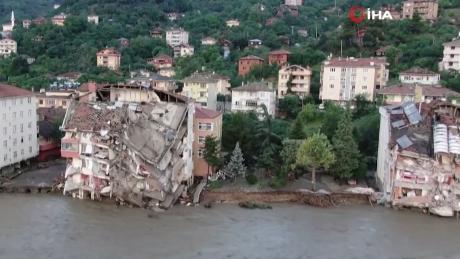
[97,48,120,56]
[240,55,264,61]
[378,84,460,97]
[269,49,291,55]
[232,82,273,93]
[324,57,388,68]
[0,84,33,98]
[400,67,439,76]
[182,71,229,83]
[195,106,222,119]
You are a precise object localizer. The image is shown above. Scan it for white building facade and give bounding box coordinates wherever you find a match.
[231,82,276,117]
[166,28,189,47]
[0,39,17,57]
[278,65,312,98]
[439,39,460,72]
[320,57,389,102]
[399,67,440,85]
[0,84,38,170]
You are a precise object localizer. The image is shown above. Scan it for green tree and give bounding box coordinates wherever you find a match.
[278,95,301,119]
[280,139,302,172]
[332,112,361,181]
[296,133,335,191]
[255,104,281,173]
[290,117,306,139]
[224,142,246,178]
[203,136,221,176]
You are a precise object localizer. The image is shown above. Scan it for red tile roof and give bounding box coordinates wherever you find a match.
[240,55,264,61]
[269,49,291,55]
[195,106,222,119]
[0,84,33,98]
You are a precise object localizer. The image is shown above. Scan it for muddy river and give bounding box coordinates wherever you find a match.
[0,194,459,259]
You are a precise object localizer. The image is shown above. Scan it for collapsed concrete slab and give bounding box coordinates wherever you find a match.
[60,86,194,209]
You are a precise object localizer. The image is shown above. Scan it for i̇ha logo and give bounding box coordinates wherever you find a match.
[348,6,393,24]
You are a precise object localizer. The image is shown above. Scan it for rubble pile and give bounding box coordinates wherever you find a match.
[60,94,194,209]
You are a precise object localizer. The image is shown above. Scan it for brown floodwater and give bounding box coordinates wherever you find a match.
[0,194,459,259]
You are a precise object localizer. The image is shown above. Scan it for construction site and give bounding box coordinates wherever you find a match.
[377,101,460,217]
[60,85,195,209]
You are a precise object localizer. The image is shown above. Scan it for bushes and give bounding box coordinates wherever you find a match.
[245,174,258,185]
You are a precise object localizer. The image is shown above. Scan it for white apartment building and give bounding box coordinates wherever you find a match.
[166,28,189,47]
[0,84,39,170]
[231,82,276,117]
[439,38,460,72]
[399,67,440,85]
[0,39,17,57]
[278,65,312,98]
[320,57,389,102]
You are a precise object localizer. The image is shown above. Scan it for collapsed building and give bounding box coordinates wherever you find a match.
[377,101,460,216]
[60,85,194,208]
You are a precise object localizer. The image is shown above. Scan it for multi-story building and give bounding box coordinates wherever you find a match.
[238,55,264,76]
[226,19,240,27]
[378,84,459,104]
[399,67,440,85]
[285,0,303,6]
[269,49,291,66]
[60,86,194,208]
[402,0,438,20]
[0,39,17,57]
[439,38,460,72]
[173,44,194,58]
[278,65,312,98]
[320,57,389,103]
[166,28,189,47]
[150,27,163,38]
[193,106,222,178]
[36,89,74,109]
[22,19,31,29]
[181,71,231,110]
[0,84,39,172]
[377,101,460,216]
[87,15,99,24]
[96,48,121,71]
[231,82,276,117]
[52,13,68,26]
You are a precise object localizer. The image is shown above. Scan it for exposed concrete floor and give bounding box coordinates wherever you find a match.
[2,161,66,188]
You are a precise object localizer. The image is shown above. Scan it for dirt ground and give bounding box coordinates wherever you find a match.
[1,160,66,188]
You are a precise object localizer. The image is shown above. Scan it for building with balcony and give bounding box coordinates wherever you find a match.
[439,38,460,72]
[402,0,438,20]
[0,39,17,57]
[193,106,222,178]
[173,44,194,58]
[96,48,121,71]
[278,65,312,98]
[166,28,189,47]
[320,57,389,103]
[238,55,264,76]
[147,54,173,70]
[231,81,276,117]
[0,84,38,173]
[36,89,74,109]
[181,71,231,110]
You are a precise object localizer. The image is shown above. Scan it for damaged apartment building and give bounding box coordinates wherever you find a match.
[60,84,194,208]
[377,101,460,216]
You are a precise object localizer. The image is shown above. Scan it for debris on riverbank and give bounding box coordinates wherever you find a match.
[238,201,272,209]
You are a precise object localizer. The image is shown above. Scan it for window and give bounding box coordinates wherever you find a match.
[246,100,257,107]
[451,46,456,50]
[451,54,455,58]
[330,68,335,72]
[27,97,31,103]
[39,99,44,105]
[13,138,17,146]
[200,92,206,97]
[20,124,23,133]
[198,122,213,131]
[28,122,32,128]
[62,101,67,106]
[3,154,7,161]
[3,140,6,147]
[198,136,206,144]
[12,125,16,133]
[198,148,204,158]
[13,151,17,158]
[21,149,24,155]
[362,85,368,90]
[3,127,6,135]
[330,84,334,89]
[28,110,31,116]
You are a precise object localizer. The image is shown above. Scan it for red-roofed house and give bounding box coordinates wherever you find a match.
[269,49,291,66]
[193,106,222,178]
[0,84,39,171]
[147,54,173,70]
[238,55,264,76]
